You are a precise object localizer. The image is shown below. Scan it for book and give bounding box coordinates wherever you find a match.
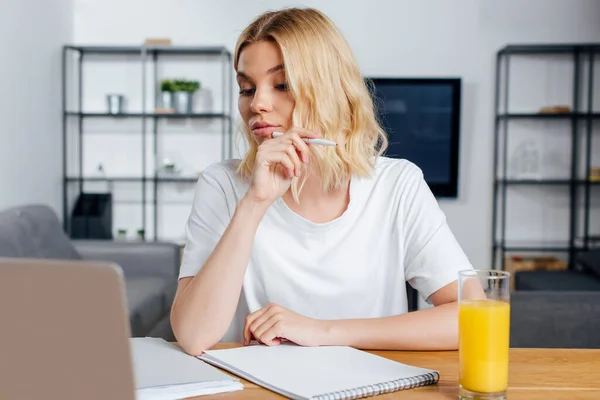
[130,338,243,400]
[198,343,439,400]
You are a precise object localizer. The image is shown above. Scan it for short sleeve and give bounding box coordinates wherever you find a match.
[178,165,233,280]
[401,167,473,302]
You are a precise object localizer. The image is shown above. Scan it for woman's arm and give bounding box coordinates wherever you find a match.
[171,197,269,356]
[244,280,485,350]
[171,130,314,355]
[320,281,461,350]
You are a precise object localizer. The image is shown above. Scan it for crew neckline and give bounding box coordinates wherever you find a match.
[273,176,357,232]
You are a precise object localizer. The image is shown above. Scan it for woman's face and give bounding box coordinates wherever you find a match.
[237,41,295,144]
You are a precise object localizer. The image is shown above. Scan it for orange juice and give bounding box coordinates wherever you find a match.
[459,299,510,394]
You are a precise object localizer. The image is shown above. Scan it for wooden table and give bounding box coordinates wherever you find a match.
[188,344,600,399]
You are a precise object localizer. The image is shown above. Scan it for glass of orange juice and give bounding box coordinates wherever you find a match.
[458,269,510,400]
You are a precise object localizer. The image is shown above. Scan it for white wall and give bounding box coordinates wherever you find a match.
[0,0,73,218]
[73,1,600,265]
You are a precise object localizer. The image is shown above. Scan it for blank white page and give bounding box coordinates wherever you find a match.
[200,343,438,399]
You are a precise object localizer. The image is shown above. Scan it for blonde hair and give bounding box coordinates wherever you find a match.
[234,7,388,198]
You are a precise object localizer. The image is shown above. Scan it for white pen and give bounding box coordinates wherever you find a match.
[272,131,337,146]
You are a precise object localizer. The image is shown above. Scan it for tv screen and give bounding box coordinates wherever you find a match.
[367,78,461,198]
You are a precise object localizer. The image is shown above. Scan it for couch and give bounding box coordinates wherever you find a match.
[515,249,600,291]
[510,291,600,348]
[0,204,180,341]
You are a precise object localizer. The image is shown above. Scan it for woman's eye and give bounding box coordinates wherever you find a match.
[276,83,289,91]
[239,88,255,96]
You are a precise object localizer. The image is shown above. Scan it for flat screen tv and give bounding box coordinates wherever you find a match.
[367,78,461,198]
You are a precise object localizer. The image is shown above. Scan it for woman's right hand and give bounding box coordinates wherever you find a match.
[246,129,319,205]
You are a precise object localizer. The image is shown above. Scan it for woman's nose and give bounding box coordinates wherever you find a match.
[250,89,273,114]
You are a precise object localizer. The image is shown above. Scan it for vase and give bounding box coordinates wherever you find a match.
[174,91,194,114]
[106,94,124,114]
[160,91,174,110]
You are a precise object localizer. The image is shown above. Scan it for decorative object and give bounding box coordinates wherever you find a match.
[509,139,541,180]
[70,193,113,239]
[590,167,600,182]
[173,79,200,114]
[158,156,181,176]
[538,105,571,114]
[136,228,145,241]
[106,94,125,114]
[144,38,172,46]
[116,229,128,240]
[159,80,175,111]
[504,255,567,291]
[160,79,200,114]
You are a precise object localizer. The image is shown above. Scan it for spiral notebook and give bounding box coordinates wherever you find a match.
[198,343,439,400]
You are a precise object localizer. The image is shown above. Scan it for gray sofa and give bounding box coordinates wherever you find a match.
[0,204,180,341]
[510,291,600,348]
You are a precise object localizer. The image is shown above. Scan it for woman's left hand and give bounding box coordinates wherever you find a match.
[243,303,327,347]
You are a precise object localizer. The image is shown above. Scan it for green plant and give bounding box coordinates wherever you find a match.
[173,79,200,92]
[160,79,175,92]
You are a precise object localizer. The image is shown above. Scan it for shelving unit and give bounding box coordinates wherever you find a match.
[492,43,600,270]
[62,45,233,241]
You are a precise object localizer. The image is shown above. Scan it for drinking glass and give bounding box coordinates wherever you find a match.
[458,269,511,400]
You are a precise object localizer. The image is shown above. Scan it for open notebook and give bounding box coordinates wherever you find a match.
[198,343,439,400]
[130,338,243,400]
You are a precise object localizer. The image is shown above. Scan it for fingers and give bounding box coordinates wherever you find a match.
[252,314,282,346]
[244,303,285,346]
[289,134,311,164]
[283,143,302,177]
[244,308,265,345]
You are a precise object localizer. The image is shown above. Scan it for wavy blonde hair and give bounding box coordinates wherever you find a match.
[234,7,387,198]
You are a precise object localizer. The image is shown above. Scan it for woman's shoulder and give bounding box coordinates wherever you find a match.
[198,159,249,193]
[200,159,246,182]
[373,156,425,185]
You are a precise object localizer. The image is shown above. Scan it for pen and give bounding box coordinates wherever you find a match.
[272,131,337,146]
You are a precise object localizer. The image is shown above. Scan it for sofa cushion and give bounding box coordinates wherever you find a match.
[125,277,176,337]
[515,270,600,291]
[577,249,600,279]
[0,205,81,260]
[510,291,600,348]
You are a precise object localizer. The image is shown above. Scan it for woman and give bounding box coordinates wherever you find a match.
[170,7,474,356]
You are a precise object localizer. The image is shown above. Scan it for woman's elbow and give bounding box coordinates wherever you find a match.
[170,316,221,356]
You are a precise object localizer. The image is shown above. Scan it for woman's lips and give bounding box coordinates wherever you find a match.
[252,125,281,137]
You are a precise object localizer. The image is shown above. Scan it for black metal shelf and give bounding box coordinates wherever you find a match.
[496,179,600,185]
[64,45,230,57]
[492,42,600,271]
[62,44,233,240]
[65,176,199,183]
[497,112,600,120]
[66,111,230,119]
[499,43,600,55]
[496,244,572,252]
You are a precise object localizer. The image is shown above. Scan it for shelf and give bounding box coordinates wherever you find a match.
[497,179,600,185]
[499,43,600,55]
[495,240,574,252]
[66,112,230,119]
[497,113,600,120]
[498,179,570,185]
[65,176,199,183]
[64,45,231,57]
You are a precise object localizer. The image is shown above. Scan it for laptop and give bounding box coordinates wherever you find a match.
[0,257,135,400]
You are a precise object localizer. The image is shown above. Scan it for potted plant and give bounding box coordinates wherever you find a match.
[159,79,176,111]
[172,79,201,114]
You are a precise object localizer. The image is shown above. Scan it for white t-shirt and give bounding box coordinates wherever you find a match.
[178,156,472,342]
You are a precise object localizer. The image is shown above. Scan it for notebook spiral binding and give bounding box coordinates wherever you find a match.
[312,371,440,400]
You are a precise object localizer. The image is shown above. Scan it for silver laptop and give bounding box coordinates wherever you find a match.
[0,257,135,400]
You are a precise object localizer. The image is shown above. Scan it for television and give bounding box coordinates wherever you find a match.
[367,78,462,198]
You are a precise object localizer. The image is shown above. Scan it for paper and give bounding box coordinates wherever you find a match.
[200,343,438,400]
[130,338,243,400]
